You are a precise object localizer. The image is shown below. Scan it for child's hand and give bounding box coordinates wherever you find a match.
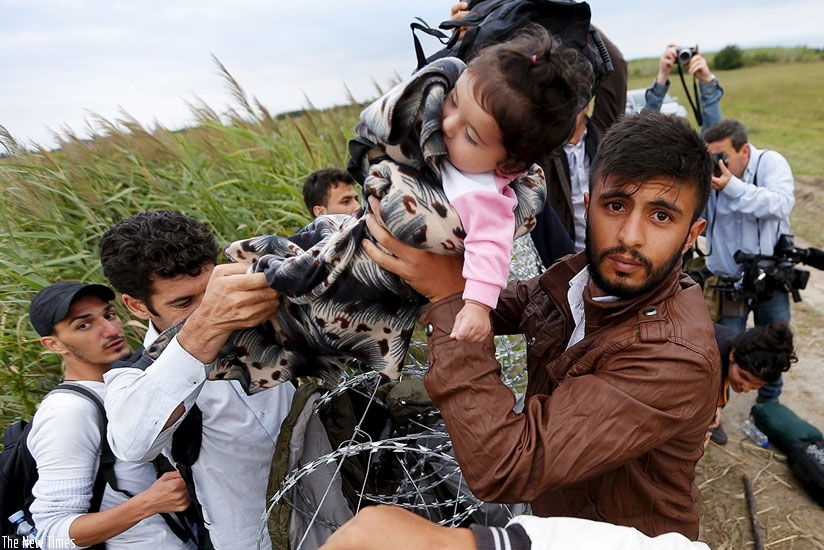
[451,301,492,342]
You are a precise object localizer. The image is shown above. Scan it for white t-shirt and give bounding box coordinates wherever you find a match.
[27,381,195,549]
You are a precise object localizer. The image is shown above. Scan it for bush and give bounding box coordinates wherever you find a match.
[714,44,744,70]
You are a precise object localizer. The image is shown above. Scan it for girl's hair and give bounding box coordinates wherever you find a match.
[733,321,797,383]
[465,23,594,174]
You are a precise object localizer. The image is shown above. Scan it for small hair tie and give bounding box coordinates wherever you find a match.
[531,54,537,64]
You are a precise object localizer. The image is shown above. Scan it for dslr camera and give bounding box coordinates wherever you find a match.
[711,152,728,177]
[675,45,697,65]
[734,234,811,303]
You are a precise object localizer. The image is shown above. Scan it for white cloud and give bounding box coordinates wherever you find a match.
[2,0,822,149]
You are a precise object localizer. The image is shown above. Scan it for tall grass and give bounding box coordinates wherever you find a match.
[0,64,366,424]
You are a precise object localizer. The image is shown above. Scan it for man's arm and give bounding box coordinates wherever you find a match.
[361,207,465,303]
[644,45,676,112]
[28,397,190,547]
[67,472,190,547]
[684,52,723,133]
[104,263,282,462]
[319,505,711,550]
[320,505,477,550]
[712,151,795,218]
[422,297,715,502]
[176,263,283,364]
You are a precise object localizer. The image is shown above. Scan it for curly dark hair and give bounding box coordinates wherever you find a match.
[733,321,797,383]
[465,23,594,174]
[99,210,218,304]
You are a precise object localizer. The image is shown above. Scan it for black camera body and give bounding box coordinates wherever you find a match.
[711,152,728,177]
[675,46,698,65]
[734,234,811,303]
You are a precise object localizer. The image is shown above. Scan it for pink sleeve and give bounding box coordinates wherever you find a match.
[451,189,517,309]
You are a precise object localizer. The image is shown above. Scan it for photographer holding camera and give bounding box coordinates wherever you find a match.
[703,118,795,404]
[644,43,723,134]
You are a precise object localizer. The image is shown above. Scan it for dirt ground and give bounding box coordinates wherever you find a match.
[697,176,824,549]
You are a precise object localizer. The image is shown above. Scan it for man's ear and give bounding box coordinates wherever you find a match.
[684,218,708,253]
[583,192,590,220]
[312,205,327,218]
[40,335,66,355]
[122,294,152,321]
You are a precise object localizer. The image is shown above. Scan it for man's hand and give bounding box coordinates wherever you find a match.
[686,52,715,84]
[320,505,476,550]
[711,159,732,191]
[655,44,677,85]
[139,471,191,514]
[362,199,465,303]
[704,407,723,450]
[178,262,281,363]
[449,2,470,41]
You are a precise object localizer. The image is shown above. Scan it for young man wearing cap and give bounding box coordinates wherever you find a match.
[26,281,195,549]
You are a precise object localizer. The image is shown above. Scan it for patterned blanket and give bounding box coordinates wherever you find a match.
[148,58,547,393]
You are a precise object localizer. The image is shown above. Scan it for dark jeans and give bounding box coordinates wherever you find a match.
[719,291,790,402]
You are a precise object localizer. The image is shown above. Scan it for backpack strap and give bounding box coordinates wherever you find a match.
[49,384,195,545]
[48,384,111,511]
[109,345,205,533]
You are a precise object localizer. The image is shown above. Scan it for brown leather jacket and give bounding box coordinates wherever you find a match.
[422,253,720,540]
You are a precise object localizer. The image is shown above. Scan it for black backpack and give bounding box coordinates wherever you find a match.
[1,384,117,547]
[0,383,194,548]
[410,0,613,94]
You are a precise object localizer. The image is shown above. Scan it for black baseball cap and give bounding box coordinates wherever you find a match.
[29,281,116,337]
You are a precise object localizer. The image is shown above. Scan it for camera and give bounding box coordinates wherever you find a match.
[734,234,811,303]
[675,46,697,65]
[711,152,728,177]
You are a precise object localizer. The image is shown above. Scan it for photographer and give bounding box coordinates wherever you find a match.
[644,43,723,134]
[703,119,795,404]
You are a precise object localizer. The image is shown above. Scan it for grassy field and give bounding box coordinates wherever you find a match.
[2,50,823,427]
[627,57,824,176]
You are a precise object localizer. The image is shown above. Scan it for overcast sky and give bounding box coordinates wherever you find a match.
[2,0,822,150]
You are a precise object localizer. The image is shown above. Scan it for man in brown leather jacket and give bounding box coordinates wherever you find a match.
[363,111,721,540]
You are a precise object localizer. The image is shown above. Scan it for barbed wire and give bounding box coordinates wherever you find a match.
[259,236,541,549]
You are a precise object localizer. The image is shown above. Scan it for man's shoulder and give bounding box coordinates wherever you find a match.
[37,383,103,414]
[752,145,791,169]
[109,346,147,370]
[29,385,104,442]
[664,281,720,346]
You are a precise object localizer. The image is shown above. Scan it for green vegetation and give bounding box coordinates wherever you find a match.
[0,66,366,424]
[713,45,744,70]
[2,48,824,427]
[627,52,824,176]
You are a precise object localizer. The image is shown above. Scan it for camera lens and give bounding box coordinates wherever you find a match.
[677,48,694,65]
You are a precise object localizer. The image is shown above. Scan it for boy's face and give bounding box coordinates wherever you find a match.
[584,175,705,298]
[46,295,131,368]
[321,182,360,216]
[441,71,508,175]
